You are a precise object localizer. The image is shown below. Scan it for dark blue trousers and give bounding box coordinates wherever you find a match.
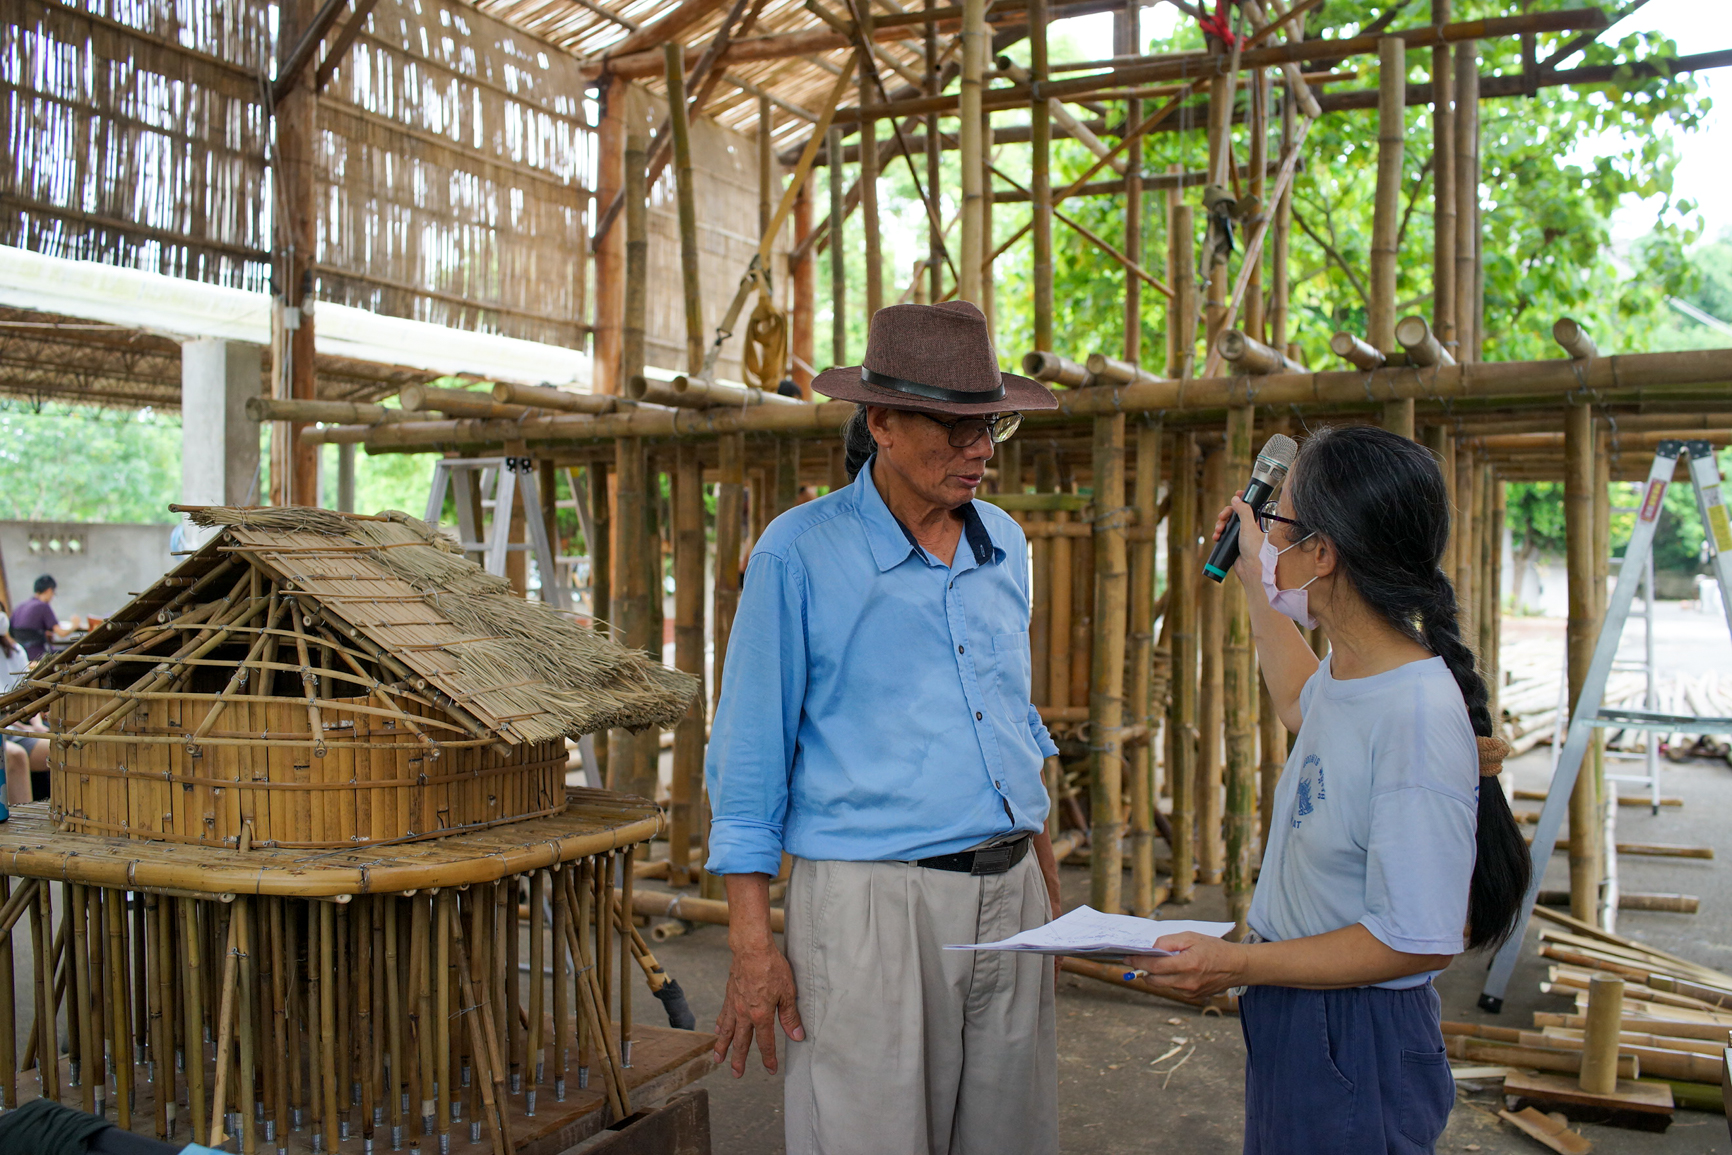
[1239,982,1454,1154]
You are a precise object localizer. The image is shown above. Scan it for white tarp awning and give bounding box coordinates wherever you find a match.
[0,246,593,388]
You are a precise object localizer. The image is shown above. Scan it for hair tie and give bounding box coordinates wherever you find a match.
[1477,735,1510,778]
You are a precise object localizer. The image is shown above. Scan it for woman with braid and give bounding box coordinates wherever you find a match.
[1128,426,1531,1154]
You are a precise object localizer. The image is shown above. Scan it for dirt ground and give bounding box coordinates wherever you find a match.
[633,608,1732,1153]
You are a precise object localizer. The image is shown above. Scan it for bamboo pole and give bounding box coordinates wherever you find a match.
[1029,450,1054,708]
[924,0,942,303]
[1089,414,1129,912]
[1223,408,1257,930]
[1455,440,1477,642]
[1047,496,1073,717]
[1579,974,1625,1095]
[280,899,302,1140]
[1453,40,1479,361]
[1432,0,1455,351]
[318,903,337,1153]
[619,846,635,1068]
[527,872,545,1115]
[436,889,453,1150]
[1197,446,1226,883]
[1564,403,1601,922]
[1167,434,1199,903]
[667,44,705,375]
[506,882,523,1096]
[958,0,985,302]
[1127,421,1160,915]
[71,886,94,1113]
[858,83,882,319]
[590,463,612,780]
[1121,0,1142,361]
[1030,0,1052,350]
[336,904,354,1144]
[180,899,208,1140]
[1173,205,1197,379]
[31,881,57,1105]
[237,900,260,1154]
[1270,99,1293,354]
[1242,69,1267,341]
[1373,36,1414,435]
[980,105,995,337]
[0,878,13,1112]
[551,866,570,1101]
[828,125,847,363]
[411,895,434,1139]
[450,898,512,1155]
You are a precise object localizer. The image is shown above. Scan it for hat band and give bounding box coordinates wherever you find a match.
[861,367,1006,405]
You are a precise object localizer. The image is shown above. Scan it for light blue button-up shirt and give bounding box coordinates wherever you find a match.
[703,455,1059,877]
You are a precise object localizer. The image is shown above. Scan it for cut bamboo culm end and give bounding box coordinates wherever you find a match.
[1554,317,1599,360]
[1394,315,1456,367]
[1216,330,1303,375]
[1084,353,1163,386]
[1329,331,1386,370]
[1021,351,1096,388]
[1579,974,1626,1095]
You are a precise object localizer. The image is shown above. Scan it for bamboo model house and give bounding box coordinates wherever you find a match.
[0,506,700,1154]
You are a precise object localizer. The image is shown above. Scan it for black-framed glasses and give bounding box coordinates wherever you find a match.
[921,411,1023,449]
[1257,500,1305,535]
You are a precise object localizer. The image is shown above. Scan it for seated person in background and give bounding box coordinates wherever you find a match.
[11,574,72,661]
[0,614,39,805]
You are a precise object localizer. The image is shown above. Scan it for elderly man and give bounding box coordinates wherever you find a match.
[704,301,1065,1155]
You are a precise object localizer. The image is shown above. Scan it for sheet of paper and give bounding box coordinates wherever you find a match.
[943,905,1235,956]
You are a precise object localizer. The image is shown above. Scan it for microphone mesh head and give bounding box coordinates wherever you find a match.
[1251,434,1298,485]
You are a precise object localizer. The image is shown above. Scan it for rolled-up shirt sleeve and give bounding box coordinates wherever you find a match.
[704,551,807,877]
[1026,702,1059,759]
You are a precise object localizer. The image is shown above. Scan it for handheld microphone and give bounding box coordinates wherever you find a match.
[1203,434,1298,582]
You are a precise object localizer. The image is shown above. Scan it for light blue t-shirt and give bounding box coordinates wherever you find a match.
[1248,653,1479,989]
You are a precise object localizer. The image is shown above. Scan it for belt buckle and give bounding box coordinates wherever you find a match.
[970,844,1013,875]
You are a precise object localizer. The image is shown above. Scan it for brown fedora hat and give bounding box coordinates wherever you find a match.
[813,301,1059,415]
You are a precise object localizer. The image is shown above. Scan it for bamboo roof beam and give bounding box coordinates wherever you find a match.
[828,9,1605,122]
[292,347,1732,449]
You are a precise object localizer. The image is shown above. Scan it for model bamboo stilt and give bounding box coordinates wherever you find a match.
[1563,403,1601,922]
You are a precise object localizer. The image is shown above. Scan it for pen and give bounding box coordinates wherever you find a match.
[1123,969,1148,981]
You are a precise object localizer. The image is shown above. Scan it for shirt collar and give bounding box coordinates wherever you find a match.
[854,454,1002,572]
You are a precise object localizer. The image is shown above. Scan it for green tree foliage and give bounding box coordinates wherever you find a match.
[1506,481,1567,556]
[0,404,183,523]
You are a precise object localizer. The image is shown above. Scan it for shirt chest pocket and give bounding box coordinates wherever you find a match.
[987,631,1033,718]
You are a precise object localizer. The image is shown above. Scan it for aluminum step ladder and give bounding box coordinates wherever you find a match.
[424,456,567,610]
[1481,439,1732,1011]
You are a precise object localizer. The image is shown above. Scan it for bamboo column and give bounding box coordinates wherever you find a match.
[1172,205,1197,379]
[1198,444,1226,884]
[614,136,655,798]
[1029,449,1054,707]
[1590,427,1611,924]
[1121,0,1142,363]
[1373,36,1414,438]
[667,45,704,375]
[1203,70,1232,350]
[1030,0,1052,351]
[980,108,995,337]
[793,176,814,395]
[1454,41,1479,362]
[1222,409,1257,929]
[1243,69,1267,340]
[671,444,707,887]
[275,0,320,505]
[1127,421,1161,915]
[707,434,744,900]
[857,50,882,317]
[1089,414,1129,912]
[1432,0,1456,351]
[924,0,942,303]
[1478,458,1498,690]
[590,462,612,779]
[1423,426,1457,577]
[594,76,629,395]
[1455,440,1477,642]
[1269,91,1293,354]
[958,0,985,302]
[828,125,847,364]
[1563,403,1602,920]
[1166,433,1199,903]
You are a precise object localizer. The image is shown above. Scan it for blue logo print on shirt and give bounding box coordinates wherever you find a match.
[1293,755,1323,827]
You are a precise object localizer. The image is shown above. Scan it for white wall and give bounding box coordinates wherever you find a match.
[0,522,176,621]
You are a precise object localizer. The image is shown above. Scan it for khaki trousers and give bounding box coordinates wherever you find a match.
[782,854,1058,1155]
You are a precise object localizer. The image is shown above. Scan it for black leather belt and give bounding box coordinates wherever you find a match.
[916,835,1031,875]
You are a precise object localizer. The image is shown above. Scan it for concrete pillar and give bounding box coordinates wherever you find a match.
[181,338,262,509]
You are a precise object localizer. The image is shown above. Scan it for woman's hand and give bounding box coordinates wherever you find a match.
[1123,933,1254,1002]
[1210,490,1269,591]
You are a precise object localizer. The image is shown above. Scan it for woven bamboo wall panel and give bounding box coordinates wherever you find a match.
[0,0,271,290]
[315,0,594,347]
[49,692,566,849]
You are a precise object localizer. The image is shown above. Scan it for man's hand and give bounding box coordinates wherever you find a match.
[712,941,804,1076]
[1123,932,1252,1003]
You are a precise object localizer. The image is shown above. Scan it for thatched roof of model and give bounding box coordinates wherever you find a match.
[3,506,696,747]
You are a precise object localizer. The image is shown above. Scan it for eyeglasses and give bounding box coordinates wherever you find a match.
[920,411,1024,449]
[1257,500,1305,535]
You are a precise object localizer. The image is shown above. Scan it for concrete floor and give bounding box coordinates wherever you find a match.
[634,606,1732,1153]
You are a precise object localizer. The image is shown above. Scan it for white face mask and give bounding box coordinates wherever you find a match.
[1260,533,1319,629]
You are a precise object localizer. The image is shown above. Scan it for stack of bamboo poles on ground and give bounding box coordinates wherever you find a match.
[1441,907,1732,1114]
[0,850,682,1153]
